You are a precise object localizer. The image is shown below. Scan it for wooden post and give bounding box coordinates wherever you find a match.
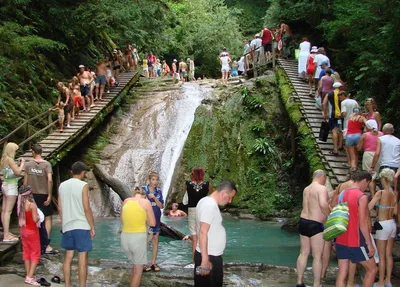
[25,123,31,150]
[48,112,53,134]
[272,41,276,69]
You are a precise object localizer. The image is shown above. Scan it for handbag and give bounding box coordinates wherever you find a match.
[3,166,18,180]
[323,190,349,241]
[318,120,329,142]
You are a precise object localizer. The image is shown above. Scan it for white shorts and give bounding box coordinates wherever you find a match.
[188,207,197,235]
[221,65,230,73]
[376,219,397,240]
[1,181,18,196]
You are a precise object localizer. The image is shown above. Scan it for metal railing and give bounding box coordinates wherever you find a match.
[243,40,277,77]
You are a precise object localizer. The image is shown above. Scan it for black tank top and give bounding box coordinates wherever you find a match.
[186,181,209,208]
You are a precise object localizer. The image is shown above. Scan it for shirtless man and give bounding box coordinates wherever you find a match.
[77,65,94,112]
[296,170,330,287]
[172,59,178,80]
[95,59,107,101]
[56,82,73,128]
[179,59,188,82]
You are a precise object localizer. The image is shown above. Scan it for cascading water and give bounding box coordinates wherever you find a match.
[112,82,211,203]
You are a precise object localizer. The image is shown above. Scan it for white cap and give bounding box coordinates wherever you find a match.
[173,59,177,62]
[311,46,318,53]
[113,49,117,53]
[79,65,85,68]
[333,82,342,88]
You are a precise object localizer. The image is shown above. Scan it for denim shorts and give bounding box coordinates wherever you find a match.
[345,133,361,146]
[61,229,92,252]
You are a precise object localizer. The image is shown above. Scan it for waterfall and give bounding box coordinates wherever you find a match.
[112,83,211,203]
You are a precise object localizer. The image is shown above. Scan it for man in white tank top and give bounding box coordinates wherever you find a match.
[58,161,95,287]
[371,123,400,172]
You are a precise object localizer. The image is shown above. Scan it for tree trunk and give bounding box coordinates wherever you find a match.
[93,164,131,201]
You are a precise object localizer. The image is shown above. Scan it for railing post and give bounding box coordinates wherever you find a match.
[25,123,31,150]
[48,112,53,134]
[272,40,276,69]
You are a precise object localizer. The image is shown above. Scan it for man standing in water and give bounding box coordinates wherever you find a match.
[296,170,330,287]
[219,48,231,85]
[24,144,56,254]
[58,161,95,287]
[195,180,237,287]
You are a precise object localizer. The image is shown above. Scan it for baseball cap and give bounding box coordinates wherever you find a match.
[320,61,328,66]
[333,82,343,88]
[79,65,85,68]
[173,59,177,62]
[113,49,117,53]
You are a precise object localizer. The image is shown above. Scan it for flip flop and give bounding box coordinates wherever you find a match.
[36,277,51,286]
[3,237,19,242]
[51,276,60,284]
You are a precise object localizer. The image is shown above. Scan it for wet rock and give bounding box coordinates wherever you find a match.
[281,217,299,233]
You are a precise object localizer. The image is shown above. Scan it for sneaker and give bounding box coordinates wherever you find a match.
[66,125,71,128]
[107,90,110,93]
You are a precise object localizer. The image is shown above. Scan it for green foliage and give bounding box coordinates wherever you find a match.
[166,0,243,77]
[266,0,400,133]
[180,75,305,216]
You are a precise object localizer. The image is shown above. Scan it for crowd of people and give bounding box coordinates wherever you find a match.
[296,38,400,287]
[1,146,233,287]
[218,21,293,84]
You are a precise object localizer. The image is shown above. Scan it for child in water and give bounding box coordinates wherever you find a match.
[168,203,187,217]
[49,102,65,132]
[17,185,41,286]
[142,172,164,272]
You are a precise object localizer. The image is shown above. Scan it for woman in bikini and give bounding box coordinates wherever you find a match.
[364,98,382,131]
[125,44,134,71]
[112,49,121,85]
[368,168,397,287]
[168,203,187,217]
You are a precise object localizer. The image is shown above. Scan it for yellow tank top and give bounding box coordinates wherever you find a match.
[122,200,147,233]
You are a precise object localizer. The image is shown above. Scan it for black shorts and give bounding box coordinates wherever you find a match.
[33,194,54,217]
[80,85,90,97]
[113,65,120,70]
[298,217,324,238]
[64,101,73,113]
[328,118,339,131]
[194,250,223,287]
[263,43,272,52]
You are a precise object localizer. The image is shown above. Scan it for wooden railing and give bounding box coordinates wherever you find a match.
[0,109,58,155]
[244,40,277,78]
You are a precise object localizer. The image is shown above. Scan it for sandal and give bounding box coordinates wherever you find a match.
[143,265,152,272]
[3,235,19,242]
[151,264,160,272]
[25,276,40,286]
[36,277,51,286]
[329,150,339,156]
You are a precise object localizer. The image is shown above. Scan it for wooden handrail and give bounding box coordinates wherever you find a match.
[0,109,51,145]
[18,119,58,147]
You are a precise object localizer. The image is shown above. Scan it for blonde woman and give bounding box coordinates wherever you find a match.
[1,142,25,242]
[364,98,382,131]
[368,168,397,287]
[121,188,155,287]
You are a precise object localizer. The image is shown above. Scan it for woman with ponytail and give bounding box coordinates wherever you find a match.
[182,166,214,259]
[17,185,41,286]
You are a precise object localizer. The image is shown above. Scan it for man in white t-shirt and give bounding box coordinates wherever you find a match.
[313,48,330,81]
[195,181,237,287]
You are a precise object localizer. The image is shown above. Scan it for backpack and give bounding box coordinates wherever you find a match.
[323,190,349,241]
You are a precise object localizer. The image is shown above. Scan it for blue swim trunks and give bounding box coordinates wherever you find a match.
[61,229,92,252]
[142,185,164,234]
